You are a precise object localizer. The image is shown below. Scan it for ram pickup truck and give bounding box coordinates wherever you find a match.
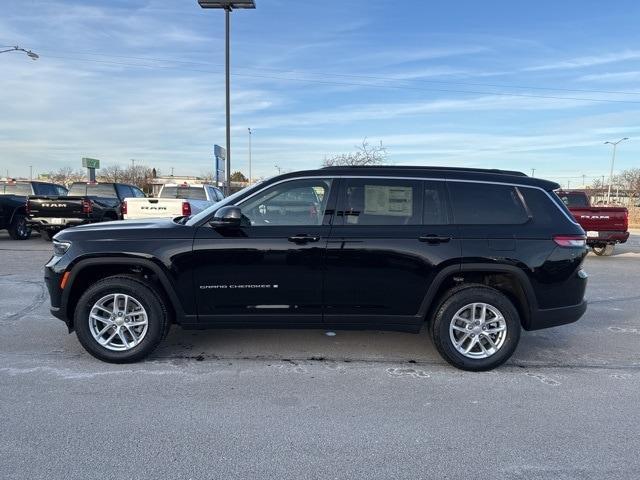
[556,190,629,256]
[122,183,224,220]
[27,182,145,240]
[1,180,67,240]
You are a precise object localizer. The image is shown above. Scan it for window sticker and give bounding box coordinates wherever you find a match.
[364,185,413,216]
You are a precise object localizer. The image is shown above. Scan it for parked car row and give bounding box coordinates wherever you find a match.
[1,180,224,240]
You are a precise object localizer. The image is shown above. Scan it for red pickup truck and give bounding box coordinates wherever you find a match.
[556,190,629,256]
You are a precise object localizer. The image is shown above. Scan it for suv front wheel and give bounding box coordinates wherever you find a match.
[74,276,170,363]
[430,285,521,371]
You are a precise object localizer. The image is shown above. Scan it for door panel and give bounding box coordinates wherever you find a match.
[193,177,336,325]
[323,178,461,326]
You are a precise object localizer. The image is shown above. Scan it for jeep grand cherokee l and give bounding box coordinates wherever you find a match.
[44,166,588,371]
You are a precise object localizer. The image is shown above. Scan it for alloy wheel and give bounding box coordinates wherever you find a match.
[449,302,507,359]
[88,293,149,351]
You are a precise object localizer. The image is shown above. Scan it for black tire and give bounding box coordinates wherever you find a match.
[41,230,54,242]
[8,215,31,240]
[74,276,171,363]
[592,244,614,256]
[429,285,521,371]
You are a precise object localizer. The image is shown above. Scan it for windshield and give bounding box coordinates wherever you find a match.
[0,183,32,195]
[160,186,207,200]
[185,182,264,226]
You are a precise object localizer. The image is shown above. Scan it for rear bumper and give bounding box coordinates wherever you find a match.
[526,300,587,331]
[586,231,629,244]
[28,217,89,228]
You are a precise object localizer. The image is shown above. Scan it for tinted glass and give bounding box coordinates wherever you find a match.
[448,182,528,225]
[422,181,449,225]
[557,192,589,208]
[132,187,146,198]
[34,183,59,196]
[55,185,69,196]
[1,183,32,195]
[68,183,118,197]
[116,185,134,199]
[161,186,207,200]
[339,178,422,225]
[520,187,567,225]
[239,178,332,226]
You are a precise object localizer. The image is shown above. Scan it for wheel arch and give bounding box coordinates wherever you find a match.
[62,257,187,329]
[419,264,537,330]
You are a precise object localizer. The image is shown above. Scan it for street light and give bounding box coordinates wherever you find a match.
[604,137,629,204]
[0,45,39,60]
[248,127,252,183]
[197,0,256,195]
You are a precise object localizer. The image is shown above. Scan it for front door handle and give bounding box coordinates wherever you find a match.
[419,234,451,244]
[288,235,320,244]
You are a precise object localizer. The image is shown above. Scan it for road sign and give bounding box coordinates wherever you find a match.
[214,145,226,186]
[82,157,101,169]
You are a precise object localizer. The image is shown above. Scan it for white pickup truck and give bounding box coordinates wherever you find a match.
[122,183,224,220]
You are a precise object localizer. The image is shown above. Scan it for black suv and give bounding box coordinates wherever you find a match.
[45,167,588,370]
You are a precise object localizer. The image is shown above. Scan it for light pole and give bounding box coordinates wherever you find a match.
[530,168,535,177]
[604,137,629,204]
[248,127,252,183]
[0,45,39,60]
[197,0,256,195]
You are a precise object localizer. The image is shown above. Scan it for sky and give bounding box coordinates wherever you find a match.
[1,0,639,186]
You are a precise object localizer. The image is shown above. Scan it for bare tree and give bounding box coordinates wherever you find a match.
[45,167,86,187]
[322,138,387,167]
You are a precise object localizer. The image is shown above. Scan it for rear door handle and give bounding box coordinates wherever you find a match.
[288,235,320,244]
[418,234,451,244]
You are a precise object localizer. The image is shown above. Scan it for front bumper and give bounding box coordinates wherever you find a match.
[44,261,70,327]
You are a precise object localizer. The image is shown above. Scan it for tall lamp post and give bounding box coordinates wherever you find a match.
[0,45,39,60]
[604,137,629,204]
[248,127,252,183]
[197,0,256,195]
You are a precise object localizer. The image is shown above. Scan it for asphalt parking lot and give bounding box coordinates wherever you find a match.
[1,231,639,479]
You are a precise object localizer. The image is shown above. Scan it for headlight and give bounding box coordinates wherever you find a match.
[52,241,71,256]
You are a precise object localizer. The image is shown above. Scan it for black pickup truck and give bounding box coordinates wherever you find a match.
[27,182,145,240]
[1,180,68,240]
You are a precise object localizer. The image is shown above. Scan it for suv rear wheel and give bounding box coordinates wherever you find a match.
[74,276,170,363]
[430,285,521,371]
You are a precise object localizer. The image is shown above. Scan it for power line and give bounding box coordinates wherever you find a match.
[37,54,640,105]
[37,48,640,96]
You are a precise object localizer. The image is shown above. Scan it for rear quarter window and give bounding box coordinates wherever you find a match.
[448,182,529,225]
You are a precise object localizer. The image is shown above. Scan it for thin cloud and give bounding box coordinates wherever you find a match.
[524,50,640,71]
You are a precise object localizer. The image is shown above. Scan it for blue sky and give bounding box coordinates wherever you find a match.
[1,0,639,185]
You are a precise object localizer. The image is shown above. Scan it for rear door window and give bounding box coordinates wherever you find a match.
[422,181,450,225]
[448,182,529,225]
[337,178,422,226]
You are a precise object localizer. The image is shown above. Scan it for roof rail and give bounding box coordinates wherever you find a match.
[320,165,527,177]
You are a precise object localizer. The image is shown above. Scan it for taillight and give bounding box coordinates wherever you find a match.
[553,235,586,247]
[182,201,191,216]
[122,200,128,215]
[82,199,93,214]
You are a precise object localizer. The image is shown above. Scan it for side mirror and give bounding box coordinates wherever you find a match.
[210,205,242,227]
